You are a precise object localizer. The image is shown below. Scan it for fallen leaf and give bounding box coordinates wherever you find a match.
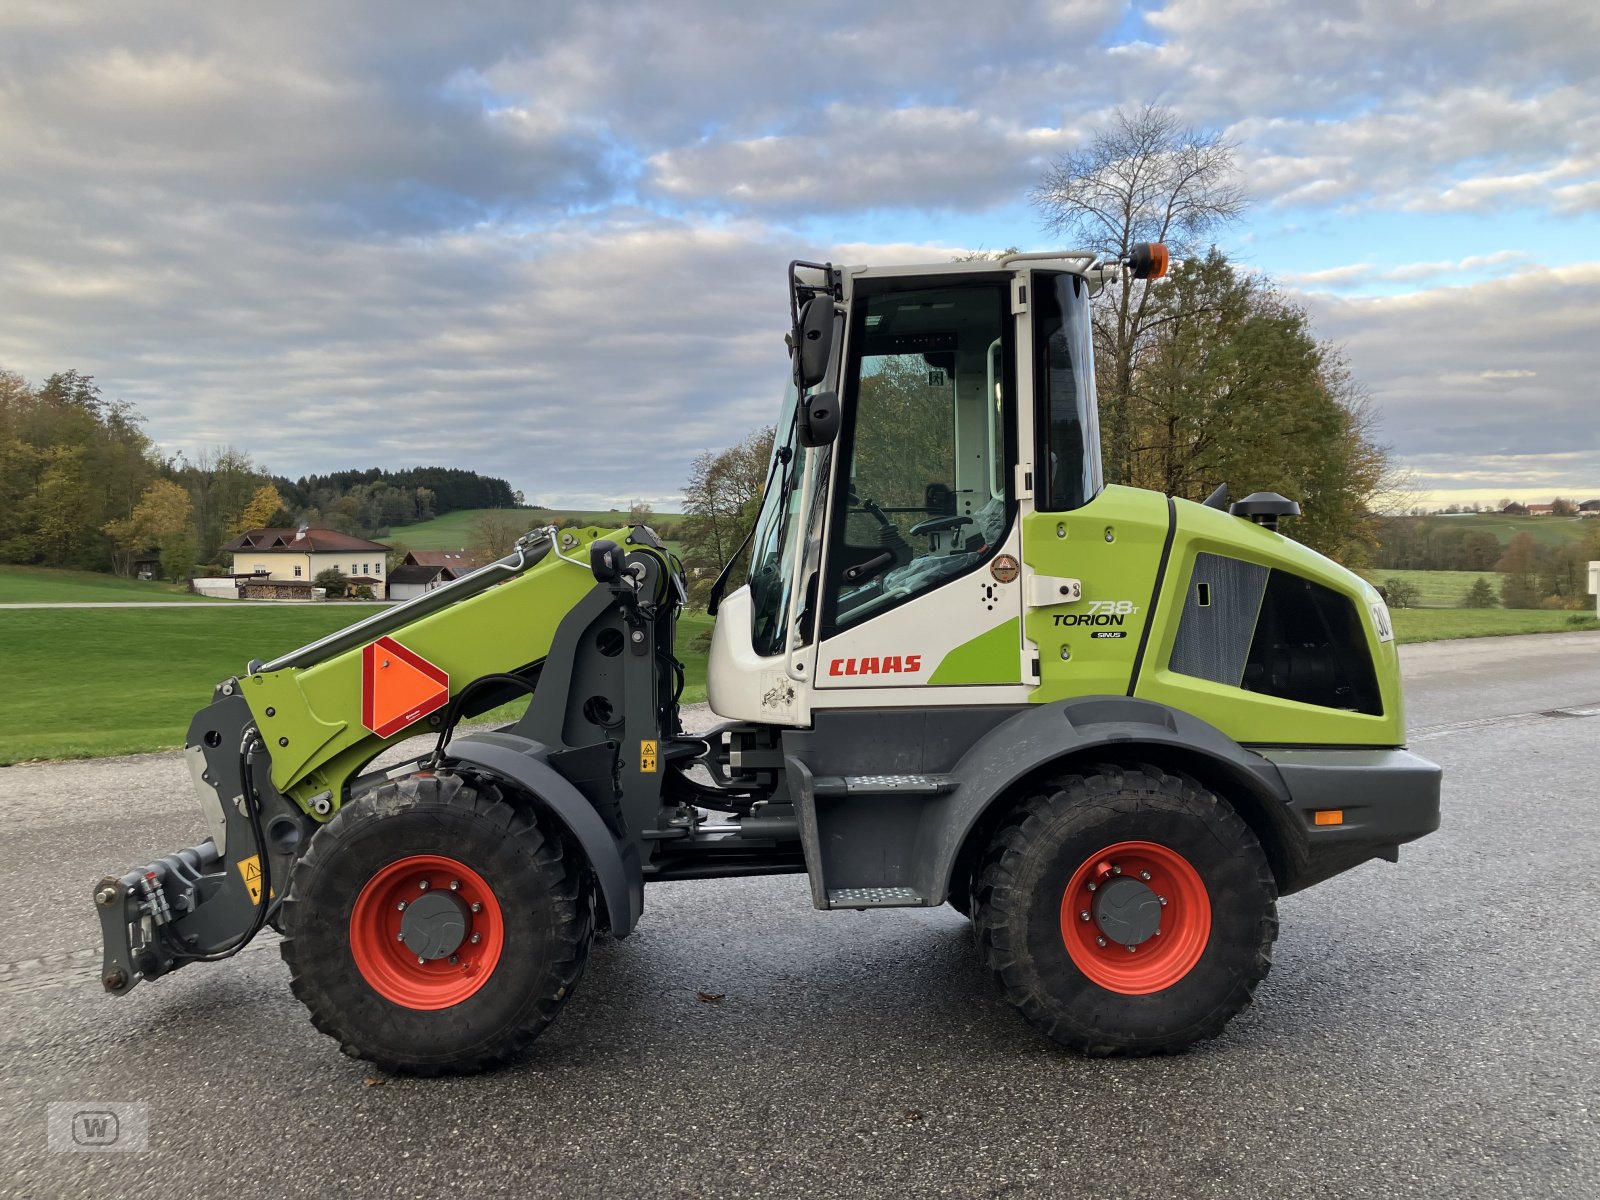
[363,1076,386,1088]
[696,991,725,1004]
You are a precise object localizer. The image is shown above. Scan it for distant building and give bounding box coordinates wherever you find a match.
[1526,503,1555,516]
[1501,502,1529,515]
[222,527,391,594]
[386,550,476,601]
[1579,499,1600,516]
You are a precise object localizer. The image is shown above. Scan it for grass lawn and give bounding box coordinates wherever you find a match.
[0,606,717,764]
[0,565,216,603]
[1392,608,1599,644]
[1364,568,1498,607]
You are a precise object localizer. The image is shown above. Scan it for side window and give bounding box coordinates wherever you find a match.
[826,281,1012,633]
[1034,272,1102,511]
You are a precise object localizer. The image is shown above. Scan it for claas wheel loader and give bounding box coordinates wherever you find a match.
[95,247,1441,1074]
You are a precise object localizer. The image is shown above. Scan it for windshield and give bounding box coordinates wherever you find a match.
[747,385,831,656]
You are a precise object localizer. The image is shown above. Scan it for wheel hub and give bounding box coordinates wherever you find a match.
[1059,840,1213,995]
[1092,875,1162,946]
[399,891,470,960]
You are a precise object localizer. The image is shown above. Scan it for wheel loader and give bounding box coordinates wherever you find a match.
[95,246,1441,1073]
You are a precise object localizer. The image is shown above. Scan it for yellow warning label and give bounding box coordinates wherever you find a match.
[237,855,267,905]
[640,740,658,773]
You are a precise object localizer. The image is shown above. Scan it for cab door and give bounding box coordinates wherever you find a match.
[812,274,1029,698]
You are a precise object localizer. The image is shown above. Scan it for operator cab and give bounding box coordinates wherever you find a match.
[712,252,1130,723]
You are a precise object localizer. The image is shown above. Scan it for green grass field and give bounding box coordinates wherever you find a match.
[390,507,686,551]
[1365,568,1497,607]
[0,606,716,764]
[0,565,215,603]
[1392,608,1599,643]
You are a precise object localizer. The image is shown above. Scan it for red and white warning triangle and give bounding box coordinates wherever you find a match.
[361,636,450,738]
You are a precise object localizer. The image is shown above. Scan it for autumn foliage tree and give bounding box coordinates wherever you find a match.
[680,426,774,606]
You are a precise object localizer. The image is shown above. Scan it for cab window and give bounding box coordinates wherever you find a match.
[824,280,1013,634]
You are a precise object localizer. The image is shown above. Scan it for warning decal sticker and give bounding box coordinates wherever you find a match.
[640,740,658,773]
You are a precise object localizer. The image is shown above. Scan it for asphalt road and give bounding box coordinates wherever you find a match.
[3,633,1597,1199]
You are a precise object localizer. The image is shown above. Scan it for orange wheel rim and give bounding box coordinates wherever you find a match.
[1059,840,1211,994]
[348,854,504,1010]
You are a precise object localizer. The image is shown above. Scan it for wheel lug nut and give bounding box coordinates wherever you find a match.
[418,880,430,891]
[1095,936,1107,947]
[470,902,482,913]
[416,955,426,965]
[1127,944,1137,953]
[1079,911,1091,922]
[396,901,407,911]
[1158,896,1168,906]
[1139,870,1151,881]
[449,955,459,965]
[396,932,405,942]
[470,933,481,945]
[1111,865,1121,875]
[1087,882,1097,892]
[449,879,461,891]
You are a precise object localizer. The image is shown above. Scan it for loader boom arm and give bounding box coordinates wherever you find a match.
[242,524,633,813]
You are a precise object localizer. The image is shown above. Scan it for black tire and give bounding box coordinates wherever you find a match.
[972,762,1277,1056]
[278,771,592,1075]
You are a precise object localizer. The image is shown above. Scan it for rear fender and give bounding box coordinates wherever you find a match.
[922,696,1300,902]
[446,732,643,937]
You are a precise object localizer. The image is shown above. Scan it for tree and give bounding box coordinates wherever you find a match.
[1461,577,1497,608]
[313,567,349,597]
[104,479,194,575]
[1032,105,1246,484]
[680,426,775,606]
[161,529,199,584]
[468,510,528,562]
[629,499,654,523]
[1550,497,1578,516]
[1495,531,1540,608]
[1125,251,1393,564]
[1382,577,1421,609]
[230,484,289,537]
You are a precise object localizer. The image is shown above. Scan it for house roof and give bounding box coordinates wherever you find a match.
[223,527,390,553]
[1580,499,1600,511]
[403,550,475,568]
[388,564,453,586]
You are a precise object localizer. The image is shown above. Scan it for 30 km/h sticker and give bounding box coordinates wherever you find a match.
[640,740,658,773]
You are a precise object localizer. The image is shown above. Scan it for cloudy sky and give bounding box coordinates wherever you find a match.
[2,0,1595,509]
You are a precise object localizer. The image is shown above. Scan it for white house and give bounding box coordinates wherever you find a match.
[222,526,390,591]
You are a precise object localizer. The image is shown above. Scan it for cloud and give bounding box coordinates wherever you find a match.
[1300,263,1600,490]
[1283,251,1531,289]
[0,0,1594,511]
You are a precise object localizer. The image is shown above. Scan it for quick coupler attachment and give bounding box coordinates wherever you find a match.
[94,837,268,995]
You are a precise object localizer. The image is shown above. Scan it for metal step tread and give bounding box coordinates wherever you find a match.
[827,886,925,908]
[812,774,955,797]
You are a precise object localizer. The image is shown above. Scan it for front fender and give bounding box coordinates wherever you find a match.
[918,696,1299,902]
[447,732,643,937]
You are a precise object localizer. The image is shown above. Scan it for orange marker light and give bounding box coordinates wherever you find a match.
[1313,809,1345,826]
[1128,242,1169,280]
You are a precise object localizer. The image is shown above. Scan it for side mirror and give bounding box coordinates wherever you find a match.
[792,296,834,390]
[796,390,839,448]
